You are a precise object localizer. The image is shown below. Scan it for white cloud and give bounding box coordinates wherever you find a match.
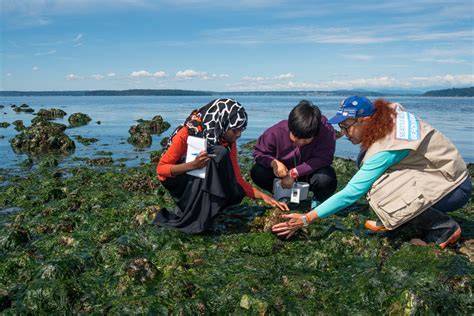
[130,70,167,78]
[416,58,468,65]
[6,73,12,77]
[34,49,56,56]
[107,73,116,77]
[73,34,83,42]
[32,66,39,71]
[91,74,105,80]
[227,74,474,91]
[242,73,295,81]
[341,54,372,61]
[65,73,81,80]
[175,69,227,80]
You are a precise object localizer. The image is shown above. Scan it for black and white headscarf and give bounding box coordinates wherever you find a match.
[163,98,248,153]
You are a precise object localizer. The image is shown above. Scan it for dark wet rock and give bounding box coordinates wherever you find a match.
[36,108,67,120]
[10,120,75,154]
[13,105,34,113]
[12,120,25,132]
[30,116,49,125]
[96,121,101,125]
[68,113,92,127]
[0,135,4,140]
[95,151,112,156]
[0,122,10,128]
[0,105,4,109]
[88,157,113,166]
[73,135,98,146]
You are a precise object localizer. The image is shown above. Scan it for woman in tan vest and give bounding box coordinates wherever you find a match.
[272,96,471,249]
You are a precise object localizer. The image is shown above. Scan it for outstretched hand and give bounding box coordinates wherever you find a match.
[261,193,290,211]
[272,213,306,239]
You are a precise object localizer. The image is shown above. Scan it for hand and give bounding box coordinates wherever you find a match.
[271,213,307,239]
[280,175,295,189]
[271,159,288,178]
[261,193,290,211]
[190,151,210,169]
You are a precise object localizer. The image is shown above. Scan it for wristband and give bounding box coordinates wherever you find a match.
[301,214,309,227]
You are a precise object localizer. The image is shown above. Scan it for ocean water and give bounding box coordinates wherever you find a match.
[0,95,473,170]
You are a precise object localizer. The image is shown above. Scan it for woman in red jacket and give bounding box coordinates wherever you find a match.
[156,98,288,233]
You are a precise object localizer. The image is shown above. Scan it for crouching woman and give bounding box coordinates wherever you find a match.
[156,98,288,234]
[273,96,471,248]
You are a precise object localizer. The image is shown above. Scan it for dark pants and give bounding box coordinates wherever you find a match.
[154,145,245,234]
[250,163,337,202]
[408,176,472,244]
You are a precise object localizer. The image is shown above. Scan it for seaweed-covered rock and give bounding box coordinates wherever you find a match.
[13,106,34,113]
[12,120,25,132]
[250,208,287,233]
[0,122,10,128]
[88,158,113,166]
[160,137,169,148]
[68,113,92,127]
[127,127,152,148]
[10,121,75,154]
[126,258,159,283]
[36,108,67,120]
[149,150,162,163]
[122,174,159,193]
[127,115,170,148]
[73,135,98,146]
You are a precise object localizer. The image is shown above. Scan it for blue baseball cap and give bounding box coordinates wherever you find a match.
[327,96,375,125]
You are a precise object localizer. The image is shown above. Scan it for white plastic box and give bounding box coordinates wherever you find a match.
[272,179,310,203]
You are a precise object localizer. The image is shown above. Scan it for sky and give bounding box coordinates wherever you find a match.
[1,0,473,91]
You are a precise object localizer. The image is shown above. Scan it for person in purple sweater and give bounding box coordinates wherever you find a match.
[251,100,337,204]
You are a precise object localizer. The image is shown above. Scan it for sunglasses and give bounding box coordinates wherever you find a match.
[338,120,358,133]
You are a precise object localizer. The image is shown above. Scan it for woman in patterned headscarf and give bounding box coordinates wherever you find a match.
[156,98,288,234]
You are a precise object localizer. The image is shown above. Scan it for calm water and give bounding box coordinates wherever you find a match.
[0,95,473,170]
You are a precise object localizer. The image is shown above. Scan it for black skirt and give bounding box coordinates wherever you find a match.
[154,145,245,234]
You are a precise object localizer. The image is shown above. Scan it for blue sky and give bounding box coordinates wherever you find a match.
[1,0,473,91]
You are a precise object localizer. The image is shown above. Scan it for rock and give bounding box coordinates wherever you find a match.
[250,208,287,233]
[459,239,474,262]
[96,121,101,125]
[149,150,162,163]
[160,137,169,148]
[127,115,170,148]
[73,135,98,146]
[68,113,92,127]
[10,120,75,154]
[122,173,159,193]
[127,128,152,148]
[36,108,67,120]
[0,122,10,128]
[13,106,34,113]
[126,258,158,283]
[240,294,251,309]
[12,120,25,131]
[88,158,113,166]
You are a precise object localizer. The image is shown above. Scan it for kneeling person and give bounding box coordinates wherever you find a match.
[251,100,337,205]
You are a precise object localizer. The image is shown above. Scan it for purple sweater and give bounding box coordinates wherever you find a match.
[253,117,336,177]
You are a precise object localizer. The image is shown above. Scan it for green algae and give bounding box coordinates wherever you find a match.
[0,142,472,314]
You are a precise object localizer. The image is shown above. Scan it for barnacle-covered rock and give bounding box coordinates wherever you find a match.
[0,122,10,128]
[133,205,161,225]
[10,120,75,154]
[36,108,67,120]
[249,208,287,233]
[68,113,92,127]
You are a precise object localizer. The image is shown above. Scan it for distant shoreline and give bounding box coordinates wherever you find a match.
[1,87,473,97]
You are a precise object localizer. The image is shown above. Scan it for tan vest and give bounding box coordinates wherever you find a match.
[363,104,469,230]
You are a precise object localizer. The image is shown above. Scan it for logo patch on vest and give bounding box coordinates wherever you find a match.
[395,110,420,141]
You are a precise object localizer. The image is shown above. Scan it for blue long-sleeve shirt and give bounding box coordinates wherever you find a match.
[314,149,410,219]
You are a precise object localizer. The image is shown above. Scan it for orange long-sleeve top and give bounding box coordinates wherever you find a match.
[156,127,255,199]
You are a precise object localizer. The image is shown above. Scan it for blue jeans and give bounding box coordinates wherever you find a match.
[409,176,472,244]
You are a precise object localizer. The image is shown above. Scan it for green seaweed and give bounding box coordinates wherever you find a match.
[0,141,472,314]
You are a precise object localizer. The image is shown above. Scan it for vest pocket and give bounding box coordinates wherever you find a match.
[377,182,425,219]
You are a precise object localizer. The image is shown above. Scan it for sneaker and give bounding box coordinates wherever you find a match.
[439,226,462,249]
[364,219,388,233]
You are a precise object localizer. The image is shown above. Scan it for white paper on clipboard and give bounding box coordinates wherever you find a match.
[185,136,207,178]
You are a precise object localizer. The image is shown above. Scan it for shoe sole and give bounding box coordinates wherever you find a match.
[439,226,461,249]
[364,220,388,233]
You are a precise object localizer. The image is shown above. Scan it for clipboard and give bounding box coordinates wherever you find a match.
[185,136,207,178]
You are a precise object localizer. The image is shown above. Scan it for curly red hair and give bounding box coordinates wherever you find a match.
[360,99,396,149]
